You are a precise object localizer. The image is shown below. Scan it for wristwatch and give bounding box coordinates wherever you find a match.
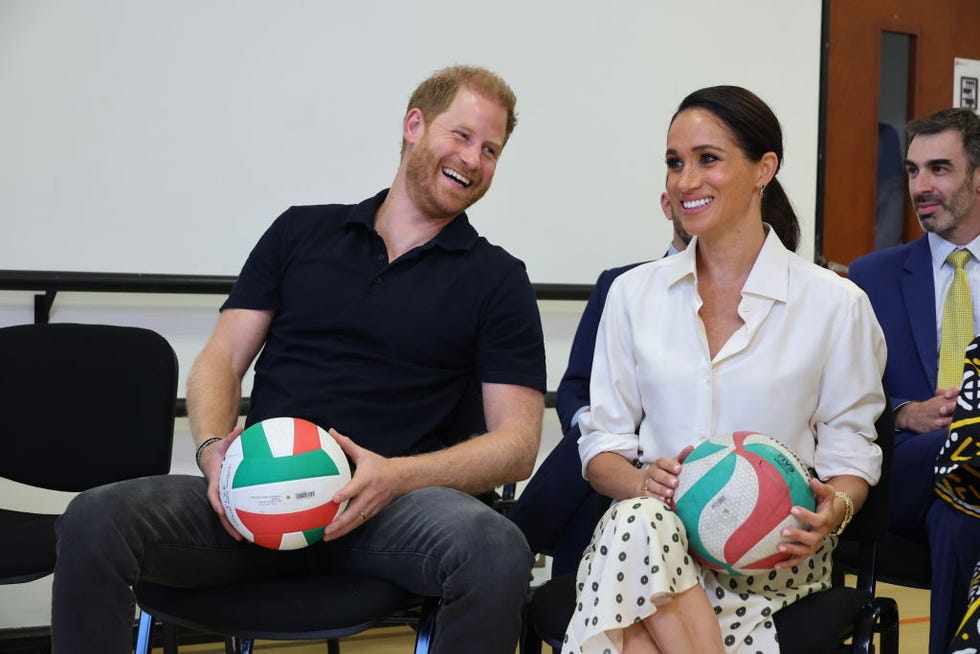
[830,490,854,536]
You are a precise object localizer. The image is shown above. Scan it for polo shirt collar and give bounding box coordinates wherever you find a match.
[345,189,480,252]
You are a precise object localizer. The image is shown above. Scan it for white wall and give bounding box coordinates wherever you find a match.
[0,0,823,631]
[1,0,822,283]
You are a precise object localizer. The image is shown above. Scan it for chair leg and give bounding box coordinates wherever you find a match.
[327,638,341,654]
[225,636,245,654]
[135,610,154,654]
[225,636,254,654]
[414,597,440,654]
[518,608,544,654]
[162,622,178,654]
[876,597,900,654]
[520,628,544,654]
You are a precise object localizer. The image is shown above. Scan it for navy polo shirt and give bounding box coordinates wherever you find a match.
[222,189,546,458]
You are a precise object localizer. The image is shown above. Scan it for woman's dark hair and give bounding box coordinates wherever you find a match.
[671,85,800,252]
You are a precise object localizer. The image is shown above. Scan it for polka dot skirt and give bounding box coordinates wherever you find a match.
[561,497,833,654]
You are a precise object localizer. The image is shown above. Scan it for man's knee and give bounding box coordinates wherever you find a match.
[422,488,533,588]
[57,475,205,556]
[57,481,135,550]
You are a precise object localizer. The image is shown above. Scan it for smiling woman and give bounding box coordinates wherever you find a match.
[665,108,776,255]
[564,86,886,654]
[665,86,801,256]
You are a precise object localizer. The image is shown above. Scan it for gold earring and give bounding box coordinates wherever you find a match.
[759,184,766,198]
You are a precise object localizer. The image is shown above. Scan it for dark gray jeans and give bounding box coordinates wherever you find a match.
[52,475,533,654]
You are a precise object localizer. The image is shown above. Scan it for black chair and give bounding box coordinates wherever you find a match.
[135,493,546,654]
[0,322,177,586]
[521,405,899,654]
[135,577,438,654]
[132,480,537,654]
[835,532,931,589]
[133,487,530,652]
[832,464,931,648]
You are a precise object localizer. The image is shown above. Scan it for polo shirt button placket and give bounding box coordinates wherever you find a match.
[372,250,386,290]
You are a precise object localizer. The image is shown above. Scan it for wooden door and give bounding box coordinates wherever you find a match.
[820,0,980,272]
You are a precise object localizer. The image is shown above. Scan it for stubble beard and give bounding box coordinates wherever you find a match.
[916,175,976,237]
[405,144,488,221]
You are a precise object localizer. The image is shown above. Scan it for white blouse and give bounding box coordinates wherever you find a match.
[578,228,887,484]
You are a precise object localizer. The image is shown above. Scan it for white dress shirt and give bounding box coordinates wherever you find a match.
[578,227,887,484]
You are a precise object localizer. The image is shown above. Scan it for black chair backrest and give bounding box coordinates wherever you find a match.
[0,323,177,491]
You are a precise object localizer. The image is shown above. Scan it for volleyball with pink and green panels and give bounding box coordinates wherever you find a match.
[673,431,815,576]
[219,417,351,550]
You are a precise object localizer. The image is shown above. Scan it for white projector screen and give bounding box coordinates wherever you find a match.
[0,1,823,284]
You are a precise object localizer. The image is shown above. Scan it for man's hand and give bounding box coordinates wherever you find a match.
[321,429,409,542]
[895,387,959,433]
[201,425,245,540]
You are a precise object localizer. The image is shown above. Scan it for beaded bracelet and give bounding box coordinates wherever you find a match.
[195,437,223,472]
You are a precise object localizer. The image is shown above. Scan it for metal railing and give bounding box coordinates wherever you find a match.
[0,269,592,324]
[0,270,591,411]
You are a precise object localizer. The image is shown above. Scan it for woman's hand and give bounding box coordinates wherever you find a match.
[641,445,694,503]
[773,477,844,568]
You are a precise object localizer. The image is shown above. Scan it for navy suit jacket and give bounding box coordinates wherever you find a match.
[555,261,648,433]
[849,235,937,410]
[509,261,647,573]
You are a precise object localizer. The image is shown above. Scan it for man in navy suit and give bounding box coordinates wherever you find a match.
[508,192,689,575]
[849,108,980,654]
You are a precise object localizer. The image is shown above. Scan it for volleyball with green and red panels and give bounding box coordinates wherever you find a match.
[219,417,351,550]
[673,431,816,576]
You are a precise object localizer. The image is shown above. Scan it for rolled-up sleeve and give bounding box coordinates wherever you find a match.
[812,291,887,484]
[578,278,642,478]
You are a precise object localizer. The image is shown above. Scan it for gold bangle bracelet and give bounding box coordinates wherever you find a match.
[830,490,854,536]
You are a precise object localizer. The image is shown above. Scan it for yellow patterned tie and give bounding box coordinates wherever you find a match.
[939,249,975,389]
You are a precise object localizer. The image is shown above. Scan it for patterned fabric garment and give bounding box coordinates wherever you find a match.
[948,560,980,654]
[935,336,980,519]
[562,498,833,654]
